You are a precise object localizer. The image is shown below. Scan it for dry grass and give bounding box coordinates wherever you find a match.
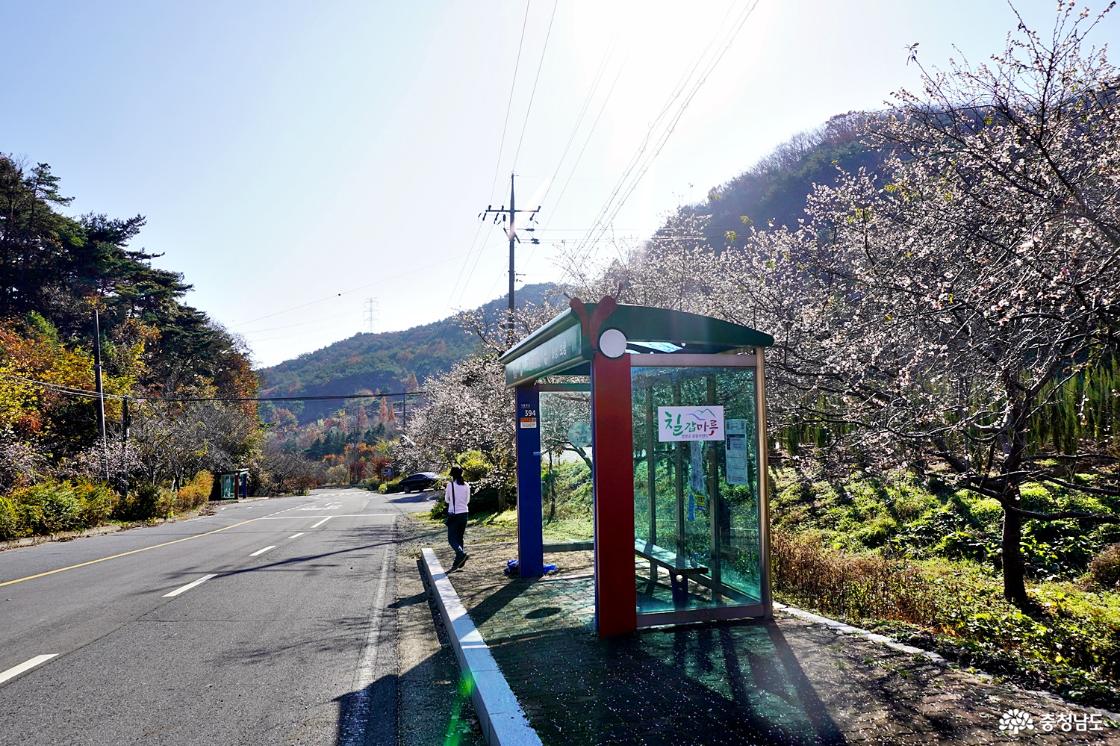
[771,528,938,624]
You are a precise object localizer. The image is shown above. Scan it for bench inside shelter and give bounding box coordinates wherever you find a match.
[635,539,708,606]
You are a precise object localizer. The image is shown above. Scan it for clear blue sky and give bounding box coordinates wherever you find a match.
[1,1,1111,367]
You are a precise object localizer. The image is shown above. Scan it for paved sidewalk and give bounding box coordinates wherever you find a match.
[397,521,485,746]
[432,535,1120,745]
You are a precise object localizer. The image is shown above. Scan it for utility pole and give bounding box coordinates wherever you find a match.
[363,297,378,334]
[120,397,130,497]
[92,308,109,482]
[480,173,541,347]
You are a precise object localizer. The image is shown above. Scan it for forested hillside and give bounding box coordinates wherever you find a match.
[258,282,558,424]
[0,154,261,536]
[681,112,887,246]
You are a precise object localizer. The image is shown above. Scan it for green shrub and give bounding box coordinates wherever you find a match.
[0,496,21,540]
[72,479,118,527]
[115,483,162,521]
[854,514,898,548]
[1089,544,1120,590]
[967,497,1003,525]
[377,482,388,494]
[176,471,213,512]
[16,501,42,535]
[456,450,491,483]
[9,482,82,534]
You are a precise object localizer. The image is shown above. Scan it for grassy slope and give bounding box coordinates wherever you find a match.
[770,467,1120,709]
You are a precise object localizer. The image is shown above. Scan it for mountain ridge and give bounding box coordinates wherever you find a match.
[258,282,558,423]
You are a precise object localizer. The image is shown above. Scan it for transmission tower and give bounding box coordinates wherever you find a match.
[364,297,379,334]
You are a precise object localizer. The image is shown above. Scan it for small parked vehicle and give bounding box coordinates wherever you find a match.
[396,472,439,492]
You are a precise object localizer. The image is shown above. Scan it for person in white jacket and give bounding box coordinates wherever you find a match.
[445,465,471,569]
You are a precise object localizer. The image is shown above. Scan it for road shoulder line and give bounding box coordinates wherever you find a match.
[0,654,58,686]
[420,548,541,746]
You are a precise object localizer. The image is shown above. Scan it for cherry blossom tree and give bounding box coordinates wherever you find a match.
[724,4,1120,606]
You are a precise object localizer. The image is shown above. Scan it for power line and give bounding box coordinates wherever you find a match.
[511,0,559,170]
[228,260,441,329]
[571,1,758,264]
[546,61,626,219]
[447,1,532,310]
[537,42,616,212]
[451,224,495,312]
[447,220,487,313]
[0,372,425,404]
[487,1,532,202]
[584,1,761,259]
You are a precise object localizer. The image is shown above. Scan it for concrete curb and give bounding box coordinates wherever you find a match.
[420,548,542,746]
[0,522,127,552]
[774,602,948,664]
[541,540,593,552]
[0,506,215,553]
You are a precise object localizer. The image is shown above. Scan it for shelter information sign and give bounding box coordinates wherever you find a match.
[725,419,748,485]
[658,406,725,441]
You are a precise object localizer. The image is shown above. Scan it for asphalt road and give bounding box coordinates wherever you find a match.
[0,487,436,745]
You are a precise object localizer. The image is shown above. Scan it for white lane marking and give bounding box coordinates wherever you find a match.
[310,517,332,529]
[163,574,217,598]
[249,545,277,557]
[339,547,391,745]
[257,514,391,520]
[0,654,59,686]
[288,532,305,539]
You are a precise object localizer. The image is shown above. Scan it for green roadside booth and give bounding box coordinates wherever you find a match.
[214,469,250,500]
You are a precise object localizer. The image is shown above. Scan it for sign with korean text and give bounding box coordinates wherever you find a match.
[725,418,748,485]
[657,406,725,442]
[504,323,583,386]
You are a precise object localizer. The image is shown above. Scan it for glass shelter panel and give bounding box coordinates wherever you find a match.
[631,365,761,617]
[539,390,593,541]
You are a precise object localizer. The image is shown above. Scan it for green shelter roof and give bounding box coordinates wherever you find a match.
[499,300,774,387]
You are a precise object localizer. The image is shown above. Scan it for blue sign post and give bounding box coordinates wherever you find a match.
[515,385,544,577]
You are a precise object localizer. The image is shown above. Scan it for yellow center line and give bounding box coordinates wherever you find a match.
[0,516,266,589]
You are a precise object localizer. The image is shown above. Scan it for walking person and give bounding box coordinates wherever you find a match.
[445,465,470,570]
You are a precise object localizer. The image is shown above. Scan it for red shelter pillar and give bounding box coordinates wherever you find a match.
[591,349,636,637]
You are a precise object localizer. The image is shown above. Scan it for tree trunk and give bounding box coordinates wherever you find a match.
[1001,505,1030,607]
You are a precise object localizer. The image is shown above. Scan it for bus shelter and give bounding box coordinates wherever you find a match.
[499,297,774,636]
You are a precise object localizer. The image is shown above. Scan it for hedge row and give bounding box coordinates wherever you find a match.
[0,471,215,541]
